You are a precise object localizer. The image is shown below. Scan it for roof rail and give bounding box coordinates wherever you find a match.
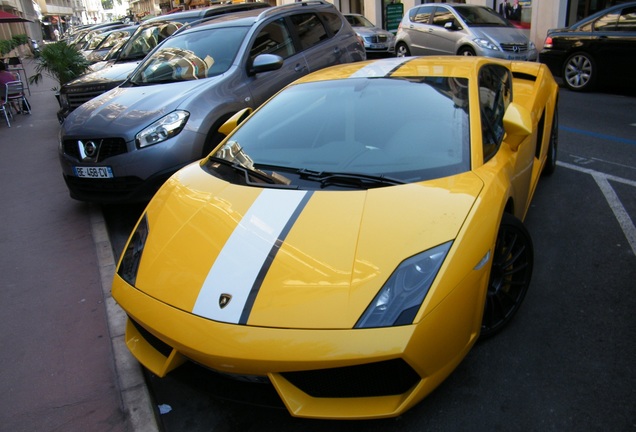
[256,0,331,21]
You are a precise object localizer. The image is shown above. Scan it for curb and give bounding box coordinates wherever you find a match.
[89,204,160,432]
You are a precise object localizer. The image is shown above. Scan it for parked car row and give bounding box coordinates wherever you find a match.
[81,25,139,64]
[57,2,272,121]
[57,0,634,204]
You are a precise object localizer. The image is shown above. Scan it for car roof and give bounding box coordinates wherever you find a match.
[177,0,339,34]
[144,1,270,24]
[570,1,636,29]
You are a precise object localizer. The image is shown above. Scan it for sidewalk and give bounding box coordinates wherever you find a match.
[0,58,157,432]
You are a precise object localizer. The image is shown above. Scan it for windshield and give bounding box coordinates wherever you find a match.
[346,15,375,28]
[207,77,470,189]
[86,34,107,50]
[454,6,510,26]
[129,26,248,84]
[119,22,183,61]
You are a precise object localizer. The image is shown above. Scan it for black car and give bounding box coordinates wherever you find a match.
[539,1,636,92]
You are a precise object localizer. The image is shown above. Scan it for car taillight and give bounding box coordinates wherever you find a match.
[543,36,553,48]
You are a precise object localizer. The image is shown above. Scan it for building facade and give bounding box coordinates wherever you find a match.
[2,0,626,53]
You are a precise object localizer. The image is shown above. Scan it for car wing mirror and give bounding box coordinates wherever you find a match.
[248,53,284,75]
[503,102,532,151]
[444,21,461,31]
[218,108,253,137]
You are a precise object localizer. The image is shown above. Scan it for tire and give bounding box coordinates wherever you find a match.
[458,47,475,56]
[542,106,558,176]
[480,213,533,339]
[562,52,596,92]
[395,43,411,58]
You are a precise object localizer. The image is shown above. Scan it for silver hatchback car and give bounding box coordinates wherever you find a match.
[395,3,537,61]
[59,1,365,203]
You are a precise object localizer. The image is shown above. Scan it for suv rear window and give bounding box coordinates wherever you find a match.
[290,13,328,50]
[320,12,343,35]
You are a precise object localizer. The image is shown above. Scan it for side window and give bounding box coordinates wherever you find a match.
[250,18,296,60]
[617,6,636,32]
[320,12,343,35]
[479,65,512,162]
[593,11,619,31]
[432,8,457,28]
[411,6,434,24]
[289,13,329,51]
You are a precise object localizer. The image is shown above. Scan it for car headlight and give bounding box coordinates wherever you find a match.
[136,110,189,148]
[528,40,536,50]
[473,38,500,51]
[355,241,452,328]
[117,214,149,286]
[59,92,69,110]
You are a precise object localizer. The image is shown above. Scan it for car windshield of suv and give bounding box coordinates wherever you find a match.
[206,77,470,189]
[454,6,510,27]
[129,26,249,84]
[118,22,183,61]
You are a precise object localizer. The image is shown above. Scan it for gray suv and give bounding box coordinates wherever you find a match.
[59,0,366,203]
[57,2,271,121]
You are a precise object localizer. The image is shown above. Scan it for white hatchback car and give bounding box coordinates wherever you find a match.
[395,3,537,61]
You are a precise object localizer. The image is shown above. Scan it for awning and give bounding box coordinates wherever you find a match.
[0,11,32,23]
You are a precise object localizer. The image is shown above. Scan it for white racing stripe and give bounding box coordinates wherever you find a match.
[350,57,412,78]
[192,189,309,323]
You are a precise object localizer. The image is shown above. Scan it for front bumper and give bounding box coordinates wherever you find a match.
[112,268,484,419]
[58,129,206,203]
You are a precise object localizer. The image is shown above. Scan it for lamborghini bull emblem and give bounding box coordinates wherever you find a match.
[219,294,232,309]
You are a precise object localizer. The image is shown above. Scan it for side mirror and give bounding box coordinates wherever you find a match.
[444,21,461,31]
[248,53,284,75]
[218,108,253,137]
[503,102,532,151]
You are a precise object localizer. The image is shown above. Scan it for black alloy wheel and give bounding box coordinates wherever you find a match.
[563,52,596,91]
[480,213,533,339]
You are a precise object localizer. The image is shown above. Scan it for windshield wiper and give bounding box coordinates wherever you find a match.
[207,157,296,189]
[298,169,405,189]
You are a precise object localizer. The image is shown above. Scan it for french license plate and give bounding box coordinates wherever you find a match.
[507,54,525,60]
[73,166,114,178]
[370,43,387,49]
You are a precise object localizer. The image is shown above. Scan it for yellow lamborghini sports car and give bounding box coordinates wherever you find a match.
[113,56,559,419]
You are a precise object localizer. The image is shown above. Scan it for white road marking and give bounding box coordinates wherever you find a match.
[558,161,636,256]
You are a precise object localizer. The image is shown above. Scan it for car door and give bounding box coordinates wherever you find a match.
[287,11,340,72]
[245,17,310,107]
[479,64,534,213]
[426,6,465,55]
[596,5,636,75]
[403,5,435,55]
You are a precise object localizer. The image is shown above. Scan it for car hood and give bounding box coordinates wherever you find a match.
[63,61,139,89]
[354,26,394,38]
[63,78,215,136]
[132,163,484,329]
[470,26,530,44]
